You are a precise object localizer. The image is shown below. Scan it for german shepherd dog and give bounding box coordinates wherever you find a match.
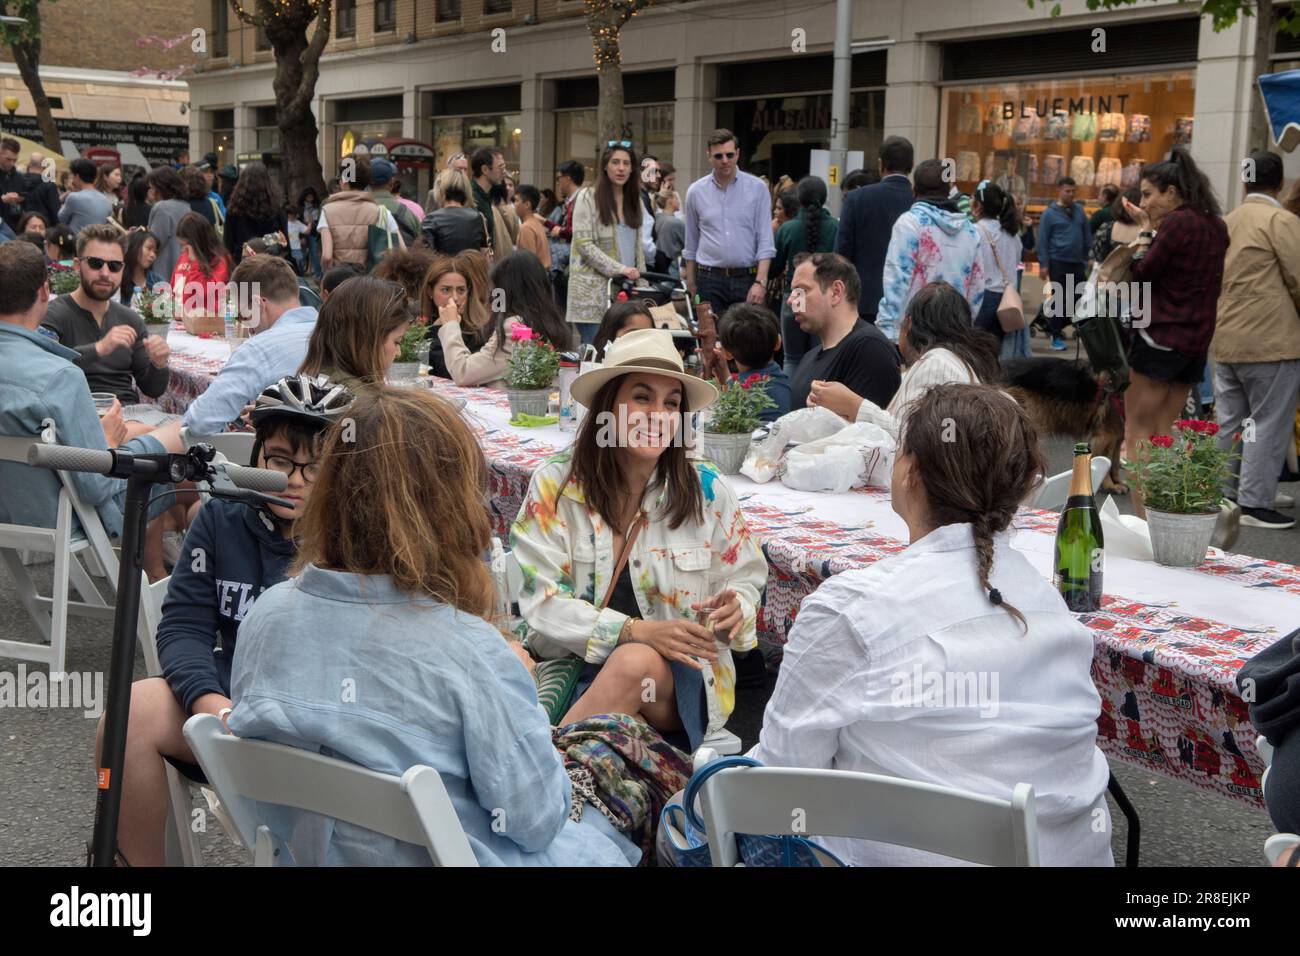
[999,358,1128,493]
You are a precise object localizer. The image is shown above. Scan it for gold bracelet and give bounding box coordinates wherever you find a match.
[618,617,638,645]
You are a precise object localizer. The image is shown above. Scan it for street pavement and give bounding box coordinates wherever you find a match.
[0,334,1287,866]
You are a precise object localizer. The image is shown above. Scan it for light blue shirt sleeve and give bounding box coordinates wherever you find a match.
[682,184,699,263]
[458,632,573,853]
[45,363,123,509]
[181,338,272,438]
[753,178,776,263]
[57,194,75,225]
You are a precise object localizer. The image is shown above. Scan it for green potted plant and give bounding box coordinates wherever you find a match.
[136,286,173,342]
[700,373,776,474]
[1125,419,1237,567]
[48,265,80,296]
[506,325,559,417]
[390,318,429,385]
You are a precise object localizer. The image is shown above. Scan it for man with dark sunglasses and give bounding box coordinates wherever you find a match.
[39,224,171,412]
[683,128,775,317]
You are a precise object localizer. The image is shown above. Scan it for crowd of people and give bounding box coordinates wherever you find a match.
[0,126,1297,868]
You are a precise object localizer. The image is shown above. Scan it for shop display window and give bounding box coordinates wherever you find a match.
[942,71,1195,208]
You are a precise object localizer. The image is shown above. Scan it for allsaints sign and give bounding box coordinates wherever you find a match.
[1001,93,1131,119]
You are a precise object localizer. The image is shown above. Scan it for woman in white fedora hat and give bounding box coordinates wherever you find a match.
[510,328,768,751]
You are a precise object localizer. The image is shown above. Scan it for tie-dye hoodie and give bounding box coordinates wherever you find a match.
[876,199,984,341]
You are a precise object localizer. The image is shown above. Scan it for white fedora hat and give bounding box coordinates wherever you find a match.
[570,328,718,410]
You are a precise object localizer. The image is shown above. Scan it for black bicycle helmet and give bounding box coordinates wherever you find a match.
[251,374,355,428]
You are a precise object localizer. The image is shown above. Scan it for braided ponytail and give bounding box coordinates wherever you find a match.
[899,384,1045,633]
[796,175,829,255]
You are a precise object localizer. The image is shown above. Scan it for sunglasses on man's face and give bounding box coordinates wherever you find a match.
[83,256,125,273]
[711,151,737,161]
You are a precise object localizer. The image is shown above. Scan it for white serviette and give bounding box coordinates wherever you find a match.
[1099,495,1154,561]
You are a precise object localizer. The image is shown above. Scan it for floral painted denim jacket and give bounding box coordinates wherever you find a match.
[509,452,768,733]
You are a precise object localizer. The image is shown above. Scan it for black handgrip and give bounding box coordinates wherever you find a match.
[221,463,289,493]
[27,443,115,474]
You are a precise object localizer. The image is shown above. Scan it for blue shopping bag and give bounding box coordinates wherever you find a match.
[656,756,845,867]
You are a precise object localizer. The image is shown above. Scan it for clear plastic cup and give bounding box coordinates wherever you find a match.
[91,392,116,418]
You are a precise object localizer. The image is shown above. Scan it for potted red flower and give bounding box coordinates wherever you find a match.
[1125,419,1237,567]
[700,373,776,474]
[506,323,560,417]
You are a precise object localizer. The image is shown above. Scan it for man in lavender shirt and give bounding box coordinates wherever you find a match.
[683,129,776,316]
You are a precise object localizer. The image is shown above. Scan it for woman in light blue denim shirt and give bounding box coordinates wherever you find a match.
[229,387,636,866]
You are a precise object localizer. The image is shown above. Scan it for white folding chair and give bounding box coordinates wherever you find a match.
[497,543,744,756]
[1033,455,1111,511]
[1253,733,1299,866]
[183,713,479,866]
[203,432,256,467]
[697,764,1040,867]
[0,421,120,676]
[134,575,208,867]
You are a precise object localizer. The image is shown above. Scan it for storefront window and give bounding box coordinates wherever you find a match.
[433,114,522,172]
[554,105,674,184]
[209,109,234,164]
[253,106,279,153]
[212,129,233,162]
[941,71,1196,207]
[714,91,884,182]
[334,120,403,171]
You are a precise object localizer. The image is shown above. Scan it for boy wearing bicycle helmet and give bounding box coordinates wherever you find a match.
[93,375,353,866]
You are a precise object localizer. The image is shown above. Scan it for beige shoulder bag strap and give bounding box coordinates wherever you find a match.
[602,513,645,610]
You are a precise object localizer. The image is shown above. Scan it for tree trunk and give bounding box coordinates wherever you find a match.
[596,50,626,149]
[9,42,61,154]
[1250,0,1275,153]
[272,33,326,203]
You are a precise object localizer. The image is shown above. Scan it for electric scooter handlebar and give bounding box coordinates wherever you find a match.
[27,443,289,493]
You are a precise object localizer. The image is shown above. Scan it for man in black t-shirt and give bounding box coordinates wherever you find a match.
[787,251,900,412]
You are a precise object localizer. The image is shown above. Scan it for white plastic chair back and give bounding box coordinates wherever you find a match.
[204,432,257,467]
[698,764,1039,867]
[0,420,120,674]
[183,713,478,866]
[1033,455,1111,511]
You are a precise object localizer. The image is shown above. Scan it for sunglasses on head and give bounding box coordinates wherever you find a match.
[607,139,633,149]
[84,256,124,273]
[711,151,737,161]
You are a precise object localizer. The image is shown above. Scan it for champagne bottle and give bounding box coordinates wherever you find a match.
[1053,442,1104,613]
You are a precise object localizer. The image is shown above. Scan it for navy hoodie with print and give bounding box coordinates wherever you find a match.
[156,497,296,714]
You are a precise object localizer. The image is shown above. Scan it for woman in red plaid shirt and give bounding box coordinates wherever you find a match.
[1121,149,1229,517]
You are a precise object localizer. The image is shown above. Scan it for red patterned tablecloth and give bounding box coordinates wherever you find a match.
[442,380,1282,810]
[149,329,230,416]
[148,362,1282,809]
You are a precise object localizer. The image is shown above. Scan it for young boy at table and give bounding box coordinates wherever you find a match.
[96,375,355,866]
[715,303,790,423]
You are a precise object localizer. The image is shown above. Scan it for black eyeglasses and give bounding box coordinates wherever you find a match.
[607,139,633,149]
[711,151,737,161]
[263,455,321,483]
[84,257,125,273]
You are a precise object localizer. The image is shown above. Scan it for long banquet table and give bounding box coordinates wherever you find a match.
[161,332,1287,810]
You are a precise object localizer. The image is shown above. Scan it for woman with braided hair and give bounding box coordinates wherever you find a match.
[751,383,1114,866]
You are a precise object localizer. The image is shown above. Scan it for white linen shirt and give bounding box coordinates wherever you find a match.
[750,522,1113,867]
[510,451,769,735]
[853,346,977,438]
